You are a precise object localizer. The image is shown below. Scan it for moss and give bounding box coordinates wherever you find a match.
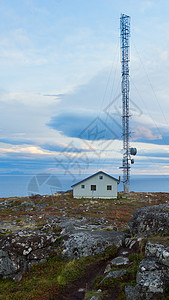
[16,219,22,223]
[96,276,123,290]
[164,283,169,299]
[52,226,62,234]
[122,228,130,234]
[120,280,136,292]
[128,253,144,263]
[94,275,105,289]
[0,231,13,236]
[0,192,168,299]
[103,245,118,260]
[118,291,126,300]
[34,226,44,231]
[147,235,169,247]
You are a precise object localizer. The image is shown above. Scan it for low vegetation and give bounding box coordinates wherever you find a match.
[0,246,118,299]
[0,191,169,299]
[0,191,168,232]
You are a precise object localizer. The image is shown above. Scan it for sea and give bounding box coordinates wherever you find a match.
[0,174,169,198]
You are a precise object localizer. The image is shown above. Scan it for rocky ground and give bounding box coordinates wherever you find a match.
[0,191,169,299]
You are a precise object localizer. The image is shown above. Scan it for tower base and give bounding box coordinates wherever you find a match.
[124,184,129,193]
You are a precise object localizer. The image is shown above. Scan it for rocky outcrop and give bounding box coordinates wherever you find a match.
[0,230,60,281]
[125,285,140,300]
[136,257,167,299]
[145,241,169,267]
[126,201,169,300]
[62,229,125,259]
[125,242,169,300]
[42,216,126,259]
[128,202,169,237]
[0,216,126,280]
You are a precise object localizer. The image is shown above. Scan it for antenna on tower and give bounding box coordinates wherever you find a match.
[120,14,137,193]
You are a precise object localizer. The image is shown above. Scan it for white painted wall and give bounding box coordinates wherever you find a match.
[73,173,118,199]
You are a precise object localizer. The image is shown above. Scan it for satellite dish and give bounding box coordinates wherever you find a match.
[130,148,137,156]
[131,159,134,164]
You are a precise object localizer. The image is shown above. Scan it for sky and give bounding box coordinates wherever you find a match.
[1,0,169,187]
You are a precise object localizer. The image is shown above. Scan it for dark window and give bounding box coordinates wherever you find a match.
[107,185,112,190]
[99,175,103,179]
[81,185,85,189]
[91,185,96,191]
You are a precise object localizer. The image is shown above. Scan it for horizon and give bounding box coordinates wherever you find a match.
[0,174,169,198]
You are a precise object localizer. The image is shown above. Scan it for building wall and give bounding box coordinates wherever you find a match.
[73,173,118,199]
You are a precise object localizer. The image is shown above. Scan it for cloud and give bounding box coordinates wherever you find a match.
[132,126,162,141]
[0,144,53,157]
[47,111,122,141]
[0,138,32,145]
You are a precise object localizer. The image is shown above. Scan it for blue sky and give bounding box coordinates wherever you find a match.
[1,0,169,184]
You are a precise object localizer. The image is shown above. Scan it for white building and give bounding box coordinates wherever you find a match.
[72,171,119,199]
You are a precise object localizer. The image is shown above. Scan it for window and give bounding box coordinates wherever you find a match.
[107,185,112,190]
[99,175,103,180]
[91,185,96,191]
[81,185,85,189]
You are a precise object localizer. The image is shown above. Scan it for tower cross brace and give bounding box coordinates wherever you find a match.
[120,14,131,192]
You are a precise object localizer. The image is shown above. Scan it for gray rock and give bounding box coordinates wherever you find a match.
[43,217,126,260]
[121,250,130,256]
[125,242,169,300]
[22,201,35,210]
[102,269,126,282]
[129,202,169,237]
[0,216,126,280]
[135,257,168,299]
[0,230,60,281]
[125,237,139,249]
[0,250,17,276]
[89,296,99,300]
[145,241,169,267]
[0,200,17,209]
[110,256,129,266]
[104,263,111,273]
[125,285,139,300]
[62,230,125,259]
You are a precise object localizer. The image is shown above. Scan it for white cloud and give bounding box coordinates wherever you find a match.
[132,126,162,140]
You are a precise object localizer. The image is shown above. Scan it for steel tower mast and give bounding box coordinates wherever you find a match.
[120,14,131,193]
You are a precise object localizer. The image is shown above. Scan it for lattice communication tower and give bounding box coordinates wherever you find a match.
[120,14,136,193]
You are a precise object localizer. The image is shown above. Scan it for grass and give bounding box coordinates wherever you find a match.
[165,283,169,300]
[0,256,63,299]
[0,191,168,231]
[0,247,117,299]
[93,251,145,299]
[147,235,169,246]
[0,257,71,299]
[0,192,168,299]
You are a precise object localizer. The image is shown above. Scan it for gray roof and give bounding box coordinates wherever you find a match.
[71,171,119,187]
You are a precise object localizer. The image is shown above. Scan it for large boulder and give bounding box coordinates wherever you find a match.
[0,216,126,280]
[136,257,167,299]
[145,242,169,268]
[125,242,169,300]
[126,258,167,300]
[0,230,59,281]
[128,202,169,237]
[44,216,126,259]
[62,229,125,259]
